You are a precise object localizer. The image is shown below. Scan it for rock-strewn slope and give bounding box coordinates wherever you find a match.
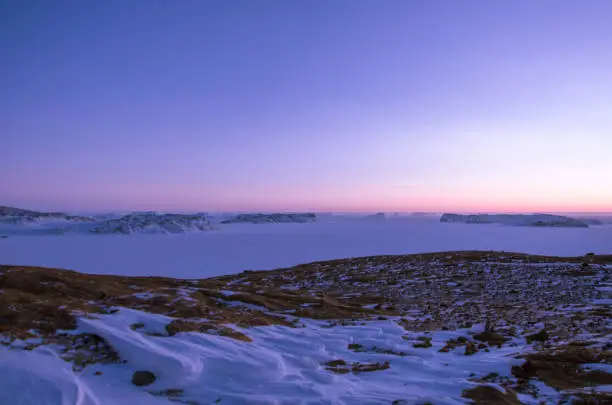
[1,251,611,404]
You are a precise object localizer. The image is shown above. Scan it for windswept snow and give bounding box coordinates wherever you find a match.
[0,312,527,405]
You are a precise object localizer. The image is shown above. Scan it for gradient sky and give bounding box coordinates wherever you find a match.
[2,0,611,213]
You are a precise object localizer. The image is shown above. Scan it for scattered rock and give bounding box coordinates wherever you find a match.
[57,333,122,371]
[324,359,390,374]
[347,343,406,356]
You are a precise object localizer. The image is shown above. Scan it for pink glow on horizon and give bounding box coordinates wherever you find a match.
[8,182,611,214]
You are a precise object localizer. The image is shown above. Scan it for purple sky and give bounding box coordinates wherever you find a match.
[2,0,611,212]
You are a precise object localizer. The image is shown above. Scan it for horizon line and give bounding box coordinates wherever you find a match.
[3,204,612,216]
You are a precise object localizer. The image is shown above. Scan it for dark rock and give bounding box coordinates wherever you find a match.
[132,370,156,386]
[526,329,549,343]
[473,330,509,346]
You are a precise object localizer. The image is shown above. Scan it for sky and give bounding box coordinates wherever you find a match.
[2,0,611,213]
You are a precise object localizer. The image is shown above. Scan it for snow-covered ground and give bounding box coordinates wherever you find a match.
[0,310,530,405]
[0,217,610,278]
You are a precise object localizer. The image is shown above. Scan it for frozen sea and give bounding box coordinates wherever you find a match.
[0,217,610,278]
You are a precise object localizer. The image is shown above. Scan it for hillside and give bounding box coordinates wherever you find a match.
[1,251,610,404]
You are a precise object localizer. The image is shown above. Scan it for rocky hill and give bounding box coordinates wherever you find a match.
[90,212,214,234]
[440,213,590,228]
[220,213,316,224]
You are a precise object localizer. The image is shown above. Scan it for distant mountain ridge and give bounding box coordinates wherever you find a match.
[220,213,317,224]
[0,206,320,235]
[0,206,94,224]
[440,213,592,228]
[90,212,214,234]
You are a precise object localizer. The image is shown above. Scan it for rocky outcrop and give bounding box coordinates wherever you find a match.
[90,213,213,234]
[220,213,316,224]
[440,213,589,228]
